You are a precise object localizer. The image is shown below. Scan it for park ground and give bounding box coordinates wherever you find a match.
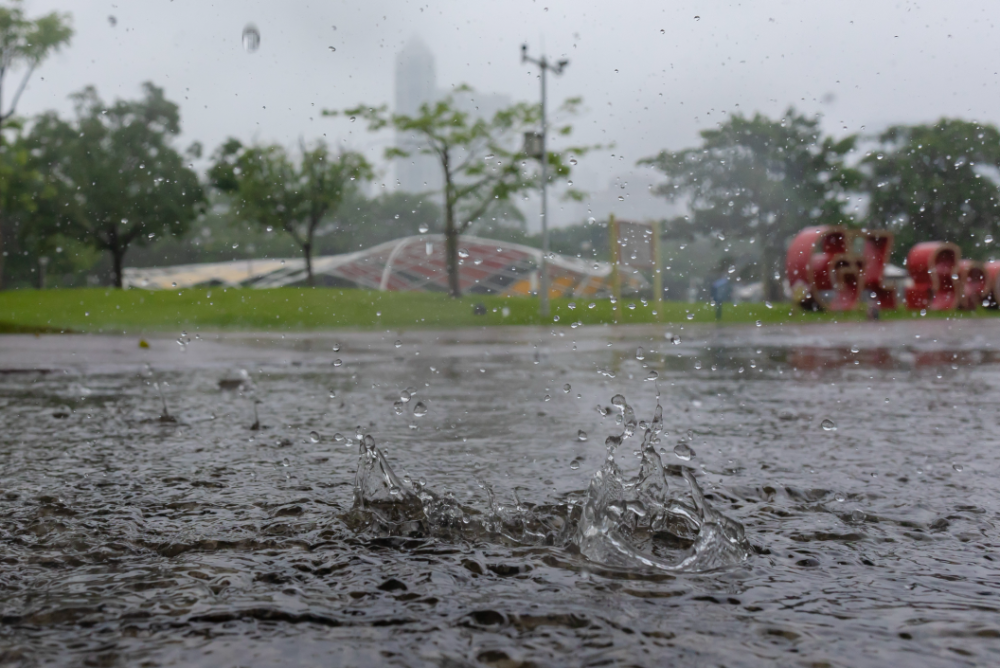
[0,287,996,334]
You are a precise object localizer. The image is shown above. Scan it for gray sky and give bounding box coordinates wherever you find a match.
[15,0,1000,228]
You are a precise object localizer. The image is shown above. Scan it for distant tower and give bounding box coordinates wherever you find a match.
[395,38,440,193]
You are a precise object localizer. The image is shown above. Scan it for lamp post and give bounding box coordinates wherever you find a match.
[521,44,567,318]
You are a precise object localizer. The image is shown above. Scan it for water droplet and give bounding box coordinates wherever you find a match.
[755,320,762,327]
[618,195,625,201]
[543,395,551,402]
[418,223,429,234]
[394,340,402,348]
[281,458,289,467]
[393,400,404,415]
[108,15,117,27]
[986,235,994,244]
[588,302,596,309]
[242,24,261,53]
[686,312,695,320]
[332,343,341,352]
[563,383,572,393]
[333,359,343,367]
[412,402,428,417]
[673,443,694,461]
[953,463,964,472]
[400,390,412,403]
[694,15,701,21]
[569,456,584,470]
[635,347,645,360]
[834,492,846,502]
[333,432,345,443]
[821,418,837,431]
[577,430,588,441]
[645,370,658,381]
[309,431,320,443]
[328,46,336,52]
[458,248,470,258]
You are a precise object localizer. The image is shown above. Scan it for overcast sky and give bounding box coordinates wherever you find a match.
[13,0,1000,227]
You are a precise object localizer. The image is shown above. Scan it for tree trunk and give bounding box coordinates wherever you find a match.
[760,228,786,303]
[303,241,314,287]
[444,201,460,298]
[111,246,125,289]
[0,209,5,291]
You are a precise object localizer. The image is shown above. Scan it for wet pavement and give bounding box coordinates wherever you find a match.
[2,319,1000,666]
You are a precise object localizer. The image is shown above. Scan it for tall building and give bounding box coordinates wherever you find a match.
[394,38,440,193]
[394,38,512,195]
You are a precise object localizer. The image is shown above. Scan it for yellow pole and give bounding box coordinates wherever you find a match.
[609,214,621,323]
[651,219,663,322]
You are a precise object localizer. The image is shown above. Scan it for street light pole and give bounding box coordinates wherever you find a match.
[522,44,567,318]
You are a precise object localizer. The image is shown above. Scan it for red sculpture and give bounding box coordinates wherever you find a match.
[958,260,986,310]
[984,261,1000,309]
[786,226,893,311]
[904,242,961,310]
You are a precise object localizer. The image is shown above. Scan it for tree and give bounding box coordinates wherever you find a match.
[332,87,587,297]
[0,0,72,286]
[863,120,1000,260]
[209,139,372,286]
[641,109,859,301]
[26,83,204,288]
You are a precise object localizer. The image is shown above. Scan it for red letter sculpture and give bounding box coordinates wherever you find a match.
[905,242,961,310]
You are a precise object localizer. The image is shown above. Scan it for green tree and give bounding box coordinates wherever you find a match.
[863,119,1000,260]
[0,0,72,286]
[332,87,587,297]
[641,109,858,301]
[209,139,373,286]
[26,83,204,288]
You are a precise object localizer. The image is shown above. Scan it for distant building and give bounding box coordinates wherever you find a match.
[393,37,511,195]
[395,38,440,193]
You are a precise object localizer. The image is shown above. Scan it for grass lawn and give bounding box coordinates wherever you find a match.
[0,287,997,334]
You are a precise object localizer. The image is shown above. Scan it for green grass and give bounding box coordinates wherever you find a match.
[0,287,997,334]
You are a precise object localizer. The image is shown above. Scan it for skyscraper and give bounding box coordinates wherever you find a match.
[394,38,440,193]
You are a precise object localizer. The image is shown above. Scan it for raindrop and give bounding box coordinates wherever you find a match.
[986,235,995,245]
[333,432,345,443]
[694,15,701,21]
[394,340,402,348]
[412,402,428,417]
[393,401,404,415]
[108,15,117,27]
[953,463,964,472]
[577,430,588,441]
[686,312,695,320]
[645,370,658,381]
[400,390,412,403]
[333,359,343,367]
[820,418,837,431]
[309,431,320,443]
[328,46,336,52]
[543,395,552,402]
[458,248,470,258]
[618,196,625,201]
[673,443,695,461]
[563,383,572,393]
[242,24,261,53]
[635,347,645,360]
[332,343,341,352]
[569,456,584,470]
[588,303,596,309]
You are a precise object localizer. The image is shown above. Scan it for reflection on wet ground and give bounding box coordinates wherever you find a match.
[2,319,1000,666]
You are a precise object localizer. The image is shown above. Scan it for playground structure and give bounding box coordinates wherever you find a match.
[787,225,1000,311]
[124,235,646,298]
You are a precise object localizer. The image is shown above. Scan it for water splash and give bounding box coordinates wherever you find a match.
[348,395,751,573]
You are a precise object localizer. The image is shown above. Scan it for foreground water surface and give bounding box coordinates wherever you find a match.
[2,320,999,667]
